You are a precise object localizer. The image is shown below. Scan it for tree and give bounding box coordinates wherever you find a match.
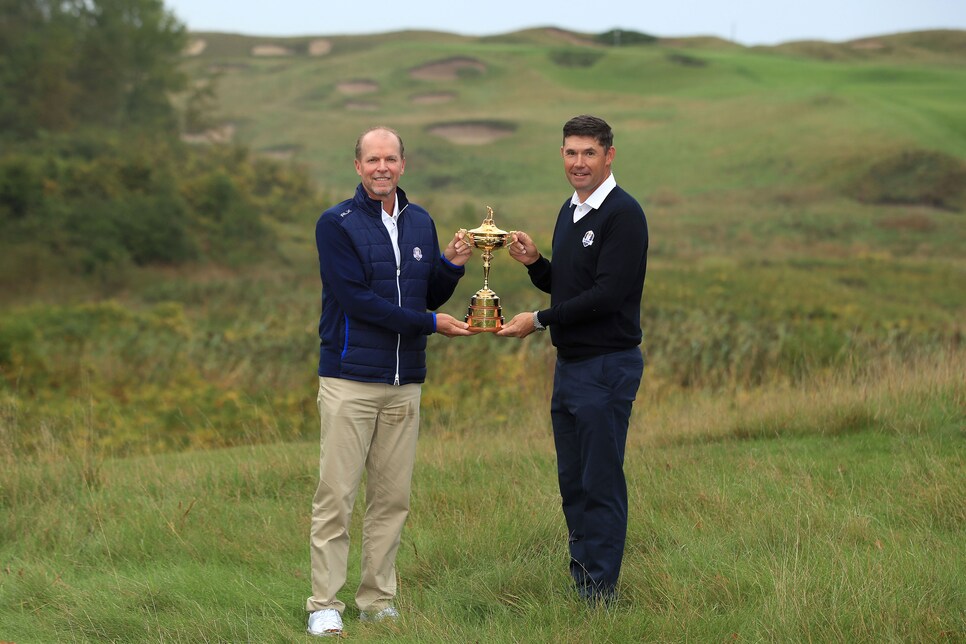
[72,0,188,131]
[0,0,81,134]
[0,0,188,138]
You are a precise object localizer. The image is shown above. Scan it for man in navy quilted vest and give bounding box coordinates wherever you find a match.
[499,115,648,606]
[306,126,475,637]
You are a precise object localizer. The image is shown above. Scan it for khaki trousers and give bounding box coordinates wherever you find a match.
[306,376,421,614]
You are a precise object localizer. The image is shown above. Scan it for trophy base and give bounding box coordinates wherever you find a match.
[465,288,504,332]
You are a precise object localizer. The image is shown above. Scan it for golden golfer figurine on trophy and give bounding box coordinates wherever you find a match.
[459,206,513,332]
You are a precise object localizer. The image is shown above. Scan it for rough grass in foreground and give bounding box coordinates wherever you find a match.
[0,350,962,642]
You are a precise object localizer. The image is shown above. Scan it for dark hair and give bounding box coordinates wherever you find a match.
[562,115,613,150]
[355,126,405,160]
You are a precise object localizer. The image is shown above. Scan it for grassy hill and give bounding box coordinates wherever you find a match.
[179,28,966,218]
[178,29,966,330]
[171,26,966,391]
[1,27,964,642]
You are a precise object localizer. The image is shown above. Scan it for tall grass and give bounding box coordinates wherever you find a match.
[1,348,962,642]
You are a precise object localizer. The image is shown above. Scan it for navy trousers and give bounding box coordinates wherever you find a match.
[550,347,643,597]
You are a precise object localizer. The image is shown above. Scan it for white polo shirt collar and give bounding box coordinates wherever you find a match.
[570,173,616,223]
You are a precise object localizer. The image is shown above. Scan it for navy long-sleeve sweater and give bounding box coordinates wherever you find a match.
[526,185,648,360]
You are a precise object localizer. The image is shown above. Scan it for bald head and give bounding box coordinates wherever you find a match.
[355,126,404,161]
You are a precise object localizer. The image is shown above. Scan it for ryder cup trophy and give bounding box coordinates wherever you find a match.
[458,206,513,332]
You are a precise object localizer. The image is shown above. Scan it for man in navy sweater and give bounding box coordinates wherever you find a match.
[499,115,648,604]
[307,126,475,637]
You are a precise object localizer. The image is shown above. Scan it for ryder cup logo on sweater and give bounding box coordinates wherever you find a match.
[582,231,595,247]
[413,247,423,261]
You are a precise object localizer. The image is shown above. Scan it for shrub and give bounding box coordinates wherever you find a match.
[115,193,198,265]
[0,136,320,278]
[0,156,44,221]
[595,29,657,46]
[849,149,966,210]
[667,52,708,67]
[549,50,604,68]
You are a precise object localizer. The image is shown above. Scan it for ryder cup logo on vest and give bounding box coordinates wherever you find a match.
[582,231,595,247]
[413,247,423,261]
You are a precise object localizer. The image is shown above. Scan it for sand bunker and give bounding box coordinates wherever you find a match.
[411,92,456,105]
[183,39,207,56]
[308,39,332,56]
[427,121,515,145]
[180,123,236,145]
[410,57,487,81]
[337,80,379,95]
[252,44,293,57]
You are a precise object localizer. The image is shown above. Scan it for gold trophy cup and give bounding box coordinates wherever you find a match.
[459,206,513,332]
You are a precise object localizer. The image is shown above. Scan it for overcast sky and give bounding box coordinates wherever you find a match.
[163,0,966,46]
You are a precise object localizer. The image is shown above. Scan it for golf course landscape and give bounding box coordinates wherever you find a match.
[1,13,963,641]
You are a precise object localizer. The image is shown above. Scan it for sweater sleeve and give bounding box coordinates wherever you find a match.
[525,256,553,293]
[539,200,648,327]
[317,214,436,336]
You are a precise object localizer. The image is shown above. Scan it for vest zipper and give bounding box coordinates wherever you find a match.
[394,266,401,385]
[391,204,406,387]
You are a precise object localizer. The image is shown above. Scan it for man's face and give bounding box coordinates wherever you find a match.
[561,135,615,200]
[355,129,405,200]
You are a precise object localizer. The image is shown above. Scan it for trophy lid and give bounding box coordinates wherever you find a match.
[469,206,507,236]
